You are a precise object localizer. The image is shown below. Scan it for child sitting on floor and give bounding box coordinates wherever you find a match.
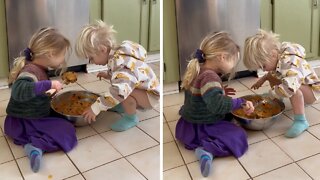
[5,27,77,172]
[176,32,254,177]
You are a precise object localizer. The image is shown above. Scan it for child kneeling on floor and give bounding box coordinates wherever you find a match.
[75,20,160,132]
[176,32,254,177]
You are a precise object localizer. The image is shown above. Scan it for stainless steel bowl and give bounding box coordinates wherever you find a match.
[232,95,285,130]
[51,90,99,126]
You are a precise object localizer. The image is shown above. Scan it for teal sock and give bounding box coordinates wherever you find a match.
[195,147,213,177]
[109,104,125,114]
[111,114,139,132]
[285,114,309,138]
[24,144,43,173]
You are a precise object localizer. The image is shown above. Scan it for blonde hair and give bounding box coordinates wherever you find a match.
[181,32,240,90]
[8,27,71,84]
[243,29,281,70]
[75,20,117,59]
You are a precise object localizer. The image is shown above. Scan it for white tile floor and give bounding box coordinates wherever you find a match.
[0,62,160,180]
[163,76,320,180]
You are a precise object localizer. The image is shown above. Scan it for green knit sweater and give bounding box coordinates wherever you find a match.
[6,63,51,119]
[180,68,233,124]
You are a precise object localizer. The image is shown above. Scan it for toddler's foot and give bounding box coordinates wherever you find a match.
[109,104,125,114]
[195,147,213,177]
[111,114,139,132]
[285,115,309,138]
[24,144,43,172]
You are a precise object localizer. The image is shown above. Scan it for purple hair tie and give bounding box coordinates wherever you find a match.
[24,47,33,61]
[195,49,205,63]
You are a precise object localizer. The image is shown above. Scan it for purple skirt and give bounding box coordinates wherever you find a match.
[175,117,248,158]
[4,115,77,152]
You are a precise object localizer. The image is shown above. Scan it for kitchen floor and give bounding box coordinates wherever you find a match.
[0,62,160,180]
[163,76,320,180]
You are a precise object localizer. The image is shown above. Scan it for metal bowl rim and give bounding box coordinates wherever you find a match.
[50,90,100,119]
[231,95,285,121]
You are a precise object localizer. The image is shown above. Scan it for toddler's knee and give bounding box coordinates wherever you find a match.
[290,89,303,99]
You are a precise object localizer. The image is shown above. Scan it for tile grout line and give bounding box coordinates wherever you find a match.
[75,144,160,176]
[122,158,149,180]
[62,173,86,180]
[170,138,194,179]
[79,157,123,174]
[84,125,126,157]
[98,129,160,157]
[295,159,317,180]
[236,158,253,179]
[250,162,296,179]
[136,124,160,143]
[163,164,189,173]
[250,160,317,179]
[65,126,123,179]
[64,152,87,180]
[2,135,25,180]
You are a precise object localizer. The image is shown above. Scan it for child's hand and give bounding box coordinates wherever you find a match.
[82,107,96,124]
[242,101,255,114]
[224,85,236,96]
[251,77,267,90]
[51,80,63,91]
[266,73,281,88]
[97,72,111,80]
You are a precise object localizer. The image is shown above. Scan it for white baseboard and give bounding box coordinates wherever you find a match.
[310,60,320,77]
[256,69,267,78]
[146,53,160,63]
[0,78,9,89]
[163,82,180,95]
[86,64,108,73]
[309,59,320,68]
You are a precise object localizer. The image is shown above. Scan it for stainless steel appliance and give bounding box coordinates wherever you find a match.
[175,0,260,79]
[5,0,89,69]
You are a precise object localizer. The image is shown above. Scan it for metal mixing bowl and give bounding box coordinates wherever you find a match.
[232,95,285,130]
[51,90,99,126]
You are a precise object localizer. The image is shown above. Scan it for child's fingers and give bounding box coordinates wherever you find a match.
[82,110,91,124]
[247,102,255,114]
[91,115,96,122]
[226,88,236,93]
[242,101,254,114]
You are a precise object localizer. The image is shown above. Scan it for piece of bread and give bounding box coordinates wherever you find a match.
[62,71,77,84]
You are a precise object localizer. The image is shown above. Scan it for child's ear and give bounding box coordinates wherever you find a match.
[220,54,226,62]
[271,49,279,60]
[100,45,109,53]
[46,51,54,59]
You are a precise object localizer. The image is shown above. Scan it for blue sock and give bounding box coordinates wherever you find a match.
[195,147,213,177]
[109,104,125,114]
[24,144,43,173]
[111,114,139,132]
[285,114,309,138]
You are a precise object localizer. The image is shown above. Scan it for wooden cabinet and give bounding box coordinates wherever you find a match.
[261,0,319,59]
[102,0,160,52]
[163,0,179,83]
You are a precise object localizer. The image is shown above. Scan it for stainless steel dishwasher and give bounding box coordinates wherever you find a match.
[175,0,260,80]
[5,0,89,70]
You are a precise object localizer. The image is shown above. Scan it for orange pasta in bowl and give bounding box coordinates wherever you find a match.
[51,90,99,126]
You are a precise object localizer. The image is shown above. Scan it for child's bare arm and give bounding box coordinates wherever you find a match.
[251,74,268,90]
[97,71,111,80]
[265,72,282,88]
